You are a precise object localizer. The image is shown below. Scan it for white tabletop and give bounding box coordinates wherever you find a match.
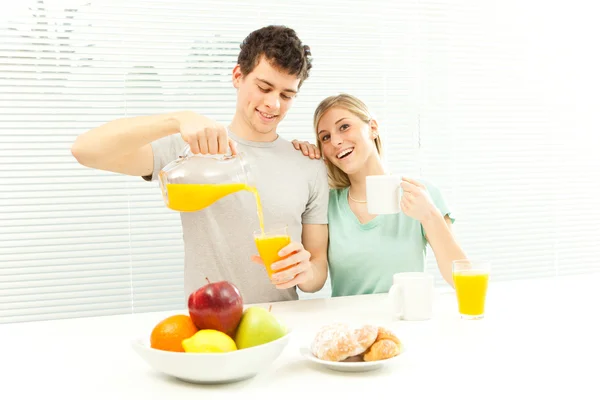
[1,274,599,400]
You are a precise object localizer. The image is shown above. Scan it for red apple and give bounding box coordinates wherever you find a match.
[188,279,243,336]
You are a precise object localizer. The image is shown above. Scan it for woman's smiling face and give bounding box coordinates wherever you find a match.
[317,107,378,175]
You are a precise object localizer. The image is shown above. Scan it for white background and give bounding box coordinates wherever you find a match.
[1,0,599,323]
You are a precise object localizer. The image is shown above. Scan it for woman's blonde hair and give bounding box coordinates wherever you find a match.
[313,93,383,189]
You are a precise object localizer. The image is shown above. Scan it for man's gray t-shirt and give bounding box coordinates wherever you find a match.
[143,130,329,304]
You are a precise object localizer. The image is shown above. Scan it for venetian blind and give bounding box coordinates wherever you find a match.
[1,0,598,323]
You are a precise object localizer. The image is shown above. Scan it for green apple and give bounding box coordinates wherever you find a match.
[234,306,287,349]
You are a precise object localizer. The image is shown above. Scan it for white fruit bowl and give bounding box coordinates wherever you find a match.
[131,330,292,384]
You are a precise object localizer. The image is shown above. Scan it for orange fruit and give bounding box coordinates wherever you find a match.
[150,314,199,352]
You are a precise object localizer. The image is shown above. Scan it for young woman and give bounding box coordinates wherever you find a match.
[293,93,467,296]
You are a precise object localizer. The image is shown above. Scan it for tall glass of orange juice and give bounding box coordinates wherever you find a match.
[452,259,490,319]
[254,226,291,277]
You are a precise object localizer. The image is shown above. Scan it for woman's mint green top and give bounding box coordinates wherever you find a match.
[327,180,454,297]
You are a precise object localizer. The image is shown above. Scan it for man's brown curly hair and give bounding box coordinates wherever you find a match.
[238,25,312,88]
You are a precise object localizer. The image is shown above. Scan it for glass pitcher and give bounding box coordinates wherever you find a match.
[158,145,254,212]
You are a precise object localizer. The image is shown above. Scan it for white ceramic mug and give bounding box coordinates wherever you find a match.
[366,175,403,214]
[388,272,434,321]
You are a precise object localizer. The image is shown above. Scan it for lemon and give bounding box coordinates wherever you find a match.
[181,329,237,353]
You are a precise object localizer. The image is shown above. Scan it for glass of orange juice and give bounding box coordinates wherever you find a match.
[452,259,490,319]
[253,226,292,277]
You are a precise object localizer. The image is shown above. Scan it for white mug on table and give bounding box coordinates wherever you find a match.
[388,272,434,321]
[366,174,404,215]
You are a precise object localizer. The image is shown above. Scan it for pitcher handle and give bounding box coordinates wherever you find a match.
[179,144,233,160]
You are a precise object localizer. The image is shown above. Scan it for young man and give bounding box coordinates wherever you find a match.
[71,26,329,304]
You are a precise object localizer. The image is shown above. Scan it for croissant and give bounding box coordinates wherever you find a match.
[363,339,402,361]
[311,324,402,362]
[362,327,403,361]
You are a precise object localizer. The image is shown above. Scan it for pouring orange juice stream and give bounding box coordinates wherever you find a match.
[165,183,291,277]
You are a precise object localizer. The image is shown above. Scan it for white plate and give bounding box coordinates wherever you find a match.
[132,331,291,384]
[299,345,405,373]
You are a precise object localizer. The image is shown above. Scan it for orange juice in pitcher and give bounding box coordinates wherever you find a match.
[158,145,265,232]
[164,183,248,212]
